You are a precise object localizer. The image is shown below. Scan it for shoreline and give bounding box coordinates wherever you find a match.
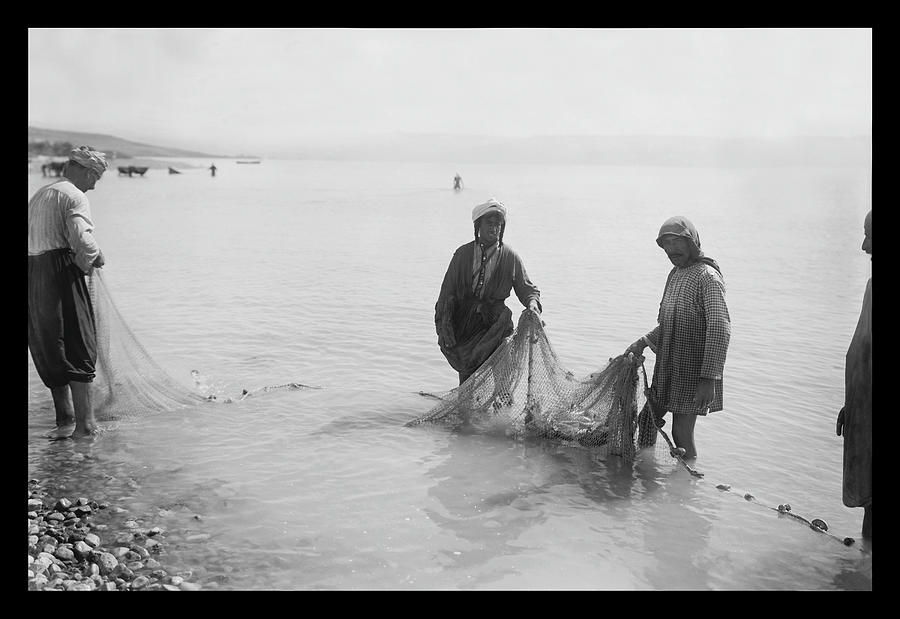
[27,479,202,591]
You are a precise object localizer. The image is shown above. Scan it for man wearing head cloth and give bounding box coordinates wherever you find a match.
[435,198,542,384]
[836,210,872,539]
[626,216,731,459]
[28,146,109,438]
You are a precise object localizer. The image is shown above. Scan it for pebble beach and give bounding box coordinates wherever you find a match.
[27,479,202,591]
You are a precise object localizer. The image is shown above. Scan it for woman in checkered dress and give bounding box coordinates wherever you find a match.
[626,216,731,459]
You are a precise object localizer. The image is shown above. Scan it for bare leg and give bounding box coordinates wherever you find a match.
[862,503,872,539]
[70,381,97,437]
[50,385,75,427]
[671,413,698,459]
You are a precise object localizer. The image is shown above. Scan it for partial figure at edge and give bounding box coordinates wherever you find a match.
[836,210,872,540]
[28,146,109,438]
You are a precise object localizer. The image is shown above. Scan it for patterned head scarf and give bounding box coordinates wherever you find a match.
[472,198,507,222]
[656,215,722,275]
[68,146,109,177]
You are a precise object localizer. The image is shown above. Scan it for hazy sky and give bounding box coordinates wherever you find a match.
[28,28,872,157]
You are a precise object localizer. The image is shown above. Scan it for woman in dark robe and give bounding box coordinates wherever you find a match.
[435,198,541,385]
[837,210,872,539]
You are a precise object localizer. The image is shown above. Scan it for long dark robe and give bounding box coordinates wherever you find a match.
[843,277,872,507]
[435,241,541,380]
[27,249,97,387]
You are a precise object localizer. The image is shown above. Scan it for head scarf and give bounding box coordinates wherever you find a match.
[68,146,109,177]
[656,215,722,275]
[472,198,507,222]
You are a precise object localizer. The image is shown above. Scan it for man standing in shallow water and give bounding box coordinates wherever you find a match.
[837,210,872,539]
[626,216,731,459]
[435,198,542,385]
[28,146,108,438]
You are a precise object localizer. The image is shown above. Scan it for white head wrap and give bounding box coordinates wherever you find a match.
[471,198,507,222]
[68,146,109,176]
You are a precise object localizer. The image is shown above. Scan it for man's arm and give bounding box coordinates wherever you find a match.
[64,194,101,273]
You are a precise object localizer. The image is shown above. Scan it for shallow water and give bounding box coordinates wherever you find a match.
[27,158,872,589]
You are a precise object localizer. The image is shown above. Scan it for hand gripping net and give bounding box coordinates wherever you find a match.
[408,310,660,461]
[88,271,206,421]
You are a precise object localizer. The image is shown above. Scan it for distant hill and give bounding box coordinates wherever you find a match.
[28,126,872,168]
[28,126,222,159]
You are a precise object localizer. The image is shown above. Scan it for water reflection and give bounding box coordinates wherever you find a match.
[522,440,719,590]
[638,471,716,589]
[831,540,872,591]
[421,428,714,589]
[422,432,551,586]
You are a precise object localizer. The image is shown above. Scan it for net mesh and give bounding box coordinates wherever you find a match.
[89,271,206,421]
[408,310,663,461]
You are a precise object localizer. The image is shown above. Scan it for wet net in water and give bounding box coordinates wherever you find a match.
[407,309,662,461]
[87,270,320,421]
[89,270,207,421]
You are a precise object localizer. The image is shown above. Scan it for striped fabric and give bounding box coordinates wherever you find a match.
[645,261,731,415]
[28,180,100,274]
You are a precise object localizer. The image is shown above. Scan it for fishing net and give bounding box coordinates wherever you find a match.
[88,270,207,421]
[408,309,663,461]
[86,270,320,421]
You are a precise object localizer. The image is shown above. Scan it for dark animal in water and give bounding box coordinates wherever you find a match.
[118,166,149,177]
[41,161,66,177]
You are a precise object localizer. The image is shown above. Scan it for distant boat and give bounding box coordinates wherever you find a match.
[236,160,261,164]
[168,167,181,174]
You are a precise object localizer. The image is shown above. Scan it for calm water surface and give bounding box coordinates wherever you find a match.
[27,158,872,590]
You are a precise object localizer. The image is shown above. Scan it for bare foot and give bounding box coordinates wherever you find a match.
[47,425,74,440]
[71,425,100,439]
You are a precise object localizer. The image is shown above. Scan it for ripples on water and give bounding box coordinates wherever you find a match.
[27,160,871,589]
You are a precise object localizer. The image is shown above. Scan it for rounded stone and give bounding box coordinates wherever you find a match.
[82,563,100,578]
[124,550,142,562]
[84,533,102,548]
[131,575,151,589]
[29,574,49,590]
[93,552,119,575]
[113,564,134,581]
[73,541,93,559]
[144,557,162,569]
[53,546,75,563]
